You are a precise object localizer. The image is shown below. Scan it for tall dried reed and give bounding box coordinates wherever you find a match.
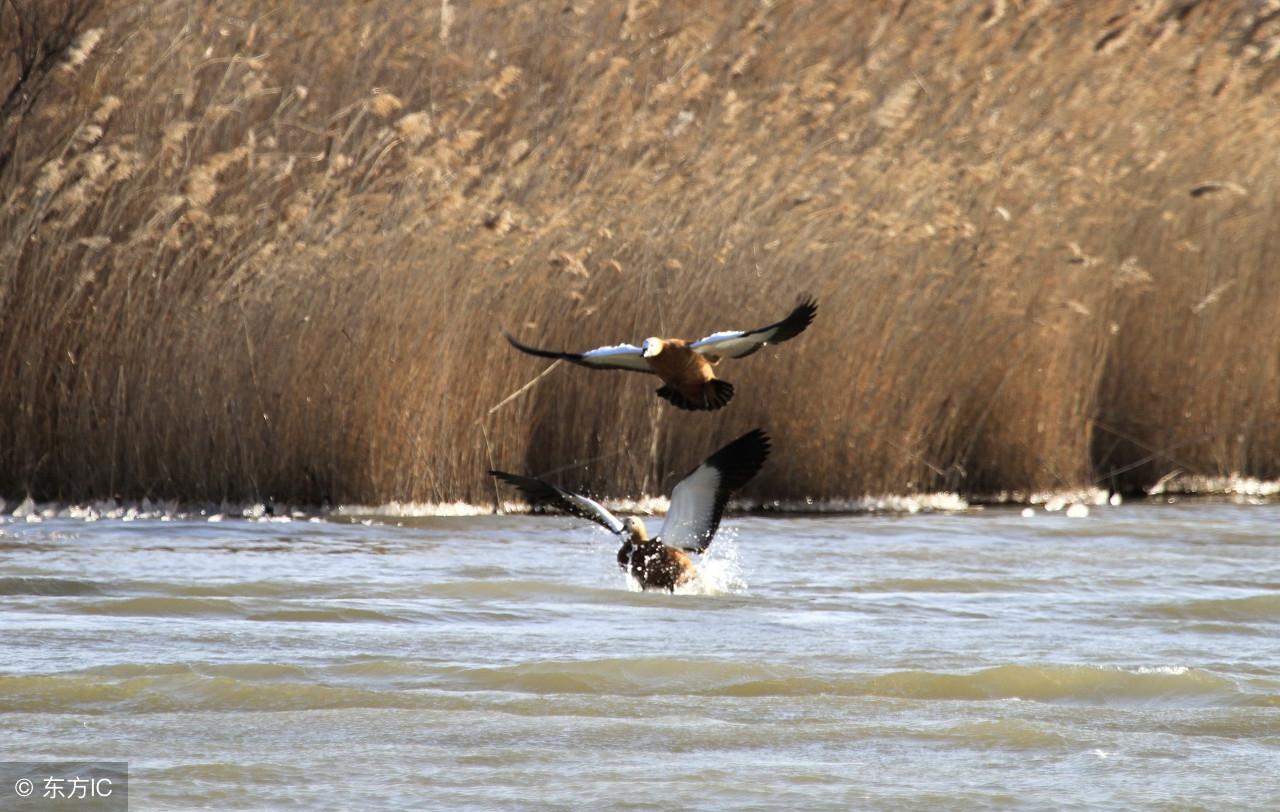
[2,0,1279,504]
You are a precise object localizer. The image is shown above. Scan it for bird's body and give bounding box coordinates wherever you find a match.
[489,429,771,591]
[504,298,817,411]
[616,518,697,591]
[617,540,695,591]
[641,338,729,411]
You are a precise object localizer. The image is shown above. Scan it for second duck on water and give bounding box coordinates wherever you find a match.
[504,298,816,411]
[489,429,771,591]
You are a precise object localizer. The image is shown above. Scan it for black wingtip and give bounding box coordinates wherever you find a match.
[487,469,536,492]
[503,332,582,362]
[486,468,565,511]
[771,296,817,343]
[705,428,771,490]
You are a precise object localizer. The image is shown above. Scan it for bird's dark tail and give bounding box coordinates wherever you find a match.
[655,379,734,411]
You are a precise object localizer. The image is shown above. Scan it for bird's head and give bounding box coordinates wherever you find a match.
[641,337,663,358]
[623,516,649,541]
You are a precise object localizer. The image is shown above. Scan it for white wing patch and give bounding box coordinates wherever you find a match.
[689,299,816,359]
[659,462,721,552]
[580,343,651,372]
[693,330,744,344]
[689,330,764,359]
[563,491,626,535]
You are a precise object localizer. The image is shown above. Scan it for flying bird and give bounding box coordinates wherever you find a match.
[489,429,771,591]
[504,297,817,411]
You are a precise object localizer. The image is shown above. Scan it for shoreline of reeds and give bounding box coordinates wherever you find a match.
[4,473,1278,528]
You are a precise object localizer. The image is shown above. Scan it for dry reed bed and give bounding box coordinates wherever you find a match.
[2,0,1279,504]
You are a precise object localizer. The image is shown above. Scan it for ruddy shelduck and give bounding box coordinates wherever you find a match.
[489,429,771,591]
[504,298,817,411]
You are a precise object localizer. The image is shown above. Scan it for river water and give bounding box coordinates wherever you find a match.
[1,502,1278,810]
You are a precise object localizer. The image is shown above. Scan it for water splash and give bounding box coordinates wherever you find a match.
[676,533,748,596]
[612,533,747,596]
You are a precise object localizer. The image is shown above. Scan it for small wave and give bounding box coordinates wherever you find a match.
[931,719,1072,750]
[856,664,1235,704]
[246,607,409,624]
[1148,594,1280,622]
[160,581,311,599]
[0,672,419,714]
[857,577,1057,594]
[145,763,303,784]
[76,596,415,624]
[80,596,245,617]
[0,577,102,596]
[439,657,765,695]
[4,660,1263,715]
[325,659,430,679]
[422,578,617,602]
[431,660,1246,705]
[74,662,309,681]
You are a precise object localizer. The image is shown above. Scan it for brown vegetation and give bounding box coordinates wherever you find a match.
[2,0,1279,504]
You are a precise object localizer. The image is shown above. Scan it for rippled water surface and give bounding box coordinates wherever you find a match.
[2,503,1279,810]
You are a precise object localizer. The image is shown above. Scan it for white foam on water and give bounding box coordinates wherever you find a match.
[332,501,501,518]
[0,497,322,524]
[754,492,969,514]
[990,487,1112,508]
[7,472,1275,527]
[1149,473,1280,497]
[12,496,36,518]
[600,496,669,515]
[333,492,972,520]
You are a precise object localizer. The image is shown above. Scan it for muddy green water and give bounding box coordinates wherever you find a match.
[1,503,1278,810]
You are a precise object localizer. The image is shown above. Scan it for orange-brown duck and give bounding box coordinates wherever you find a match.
[504,298,816,411]
[489,429,771,591]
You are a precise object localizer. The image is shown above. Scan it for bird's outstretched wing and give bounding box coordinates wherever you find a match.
[489,470,626,535]
[659,429,771,553]
[689,297,817,360]
[504,333,653,373]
